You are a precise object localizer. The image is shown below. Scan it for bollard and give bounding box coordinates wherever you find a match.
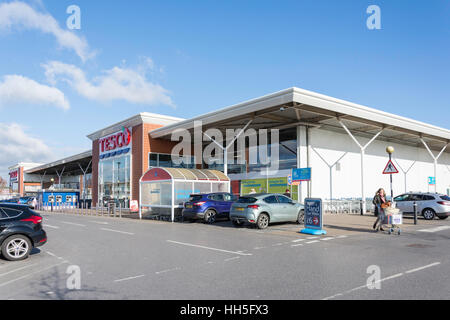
[360,200,364,215]
[413,201,418,225]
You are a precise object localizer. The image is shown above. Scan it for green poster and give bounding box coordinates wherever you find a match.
[241,177,298,201]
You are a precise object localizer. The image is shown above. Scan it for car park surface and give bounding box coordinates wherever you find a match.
[0,211,448,300]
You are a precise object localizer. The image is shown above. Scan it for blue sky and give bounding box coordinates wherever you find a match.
[0,0,449,178]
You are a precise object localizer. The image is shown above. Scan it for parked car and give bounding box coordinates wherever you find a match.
[18,197,37,208]
[230,193,304,229]
[394,192,450,220]
[0,203,47,261]
[182,192,238,223]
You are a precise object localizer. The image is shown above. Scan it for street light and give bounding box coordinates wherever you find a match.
[50,178,54,212]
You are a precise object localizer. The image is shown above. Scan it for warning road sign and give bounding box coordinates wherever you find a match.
[383,160,399,174]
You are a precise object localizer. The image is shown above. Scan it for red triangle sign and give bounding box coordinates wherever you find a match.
[383,160,399,174]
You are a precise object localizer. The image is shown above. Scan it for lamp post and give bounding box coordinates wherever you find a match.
[386,146,395,202]
[50,178,54,212]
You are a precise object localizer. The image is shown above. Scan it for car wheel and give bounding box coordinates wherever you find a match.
[256,213,269,229]
[438,216,448,220]
[203,209,216,224]
[422,208,436,220]
[1,235,32,261]
[297,210,305,224]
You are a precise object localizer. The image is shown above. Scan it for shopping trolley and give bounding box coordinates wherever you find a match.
[382,207,403,235]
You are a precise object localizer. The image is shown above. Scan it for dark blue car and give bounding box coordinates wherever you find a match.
[182,192,238,223]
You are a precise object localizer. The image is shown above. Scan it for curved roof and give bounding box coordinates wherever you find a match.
[140,167,229,182]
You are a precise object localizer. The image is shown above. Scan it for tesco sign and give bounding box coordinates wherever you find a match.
[99,127,131,156]
[9,170,18,182]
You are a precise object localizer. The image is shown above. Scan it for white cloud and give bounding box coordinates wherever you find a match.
[0,75,70,110]
[43,61,175,107]
[0,1,94,61]
[0,122,53,170]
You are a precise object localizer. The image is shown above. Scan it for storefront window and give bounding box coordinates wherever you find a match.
[99,154,130,208]
[148,153,195,169]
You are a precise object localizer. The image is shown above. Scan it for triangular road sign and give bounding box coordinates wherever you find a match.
[383,160,399,174]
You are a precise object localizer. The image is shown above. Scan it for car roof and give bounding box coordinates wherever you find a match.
[0,203,30,209]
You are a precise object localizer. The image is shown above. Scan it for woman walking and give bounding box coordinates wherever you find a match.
[372,188,387,232]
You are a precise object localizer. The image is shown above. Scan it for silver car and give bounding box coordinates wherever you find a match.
[230,193,304,229]
[394,192,450,220]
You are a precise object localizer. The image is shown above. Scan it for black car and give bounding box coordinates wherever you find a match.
[0,204,47,261]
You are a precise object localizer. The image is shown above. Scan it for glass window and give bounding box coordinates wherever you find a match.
[277,195,292,203]
[440,195,450,201]
[237,197,257,204]
[149,153,158,167]
[264,196,279,204]
[99,154,130,208]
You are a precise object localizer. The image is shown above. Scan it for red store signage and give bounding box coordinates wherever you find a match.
[99,127,131,154]
[10,170,18,181]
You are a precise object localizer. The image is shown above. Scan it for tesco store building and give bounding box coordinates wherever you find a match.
[10,87,450,211]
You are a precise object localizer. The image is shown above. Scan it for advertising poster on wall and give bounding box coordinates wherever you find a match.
[241,177,298,200]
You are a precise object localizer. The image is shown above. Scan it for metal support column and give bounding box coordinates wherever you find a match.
[339,120,383,214]
[311,147,348,202]
[420,139,448,193]
[203,120,253,177]
[394,159,416,193]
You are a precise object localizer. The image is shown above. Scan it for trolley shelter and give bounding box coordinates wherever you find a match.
[139,168,230,221]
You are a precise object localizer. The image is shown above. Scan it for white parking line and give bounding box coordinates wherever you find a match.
[0,263,38,278]
[306,236,319,240]
[43,224,60,229]
[100,228,134,235]
[306,240,320,244]
[336,235,347,239]
[224,257,240,262]
[291,244,304,247]
[322,262,441,300]
[60,221,86,227]
[155,267,180,275]
[0,262,67,288]
[114,275,145,283]
[418,226,450,233]
[92,221,109,225]
[167,240,252,256]
[321,237,335,241]
[292,239,306,243]
[405,262,441,274]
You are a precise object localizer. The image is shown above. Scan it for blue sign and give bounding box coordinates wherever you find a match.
[287,175,292,186]
[300,198,327,236]
[292,168,311,182]
[428,177,436,185]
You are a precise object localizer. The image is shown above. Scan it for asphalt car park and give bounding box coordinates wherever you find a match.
[0,210,449,300]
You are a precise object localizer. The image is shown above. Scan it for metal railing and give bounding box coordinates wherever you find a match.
[36,201,137,219]
[323,200,375,215]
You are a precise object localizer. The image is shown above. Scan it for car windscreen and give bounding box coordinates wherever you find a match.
[440,195,450,201]
[188,195,204,202]
[236,197,257,204]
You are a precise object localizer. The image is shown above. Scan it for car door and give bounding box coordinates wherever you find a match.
[213,193,227,217]
[263,195,282,222]
[221,193,234,215]
[276,195,297,222]
[394,194,410,213]
[0,208,9,234]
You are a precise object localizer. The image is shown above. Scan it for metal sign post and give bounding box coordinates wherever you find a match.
[383,147,398,202]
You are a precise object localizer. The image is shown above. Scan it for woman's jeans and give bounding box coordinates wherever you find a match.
[374,205,385,229]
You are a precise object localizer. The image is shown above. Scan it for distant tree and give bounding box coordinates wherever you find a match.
[0,177,7,189]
